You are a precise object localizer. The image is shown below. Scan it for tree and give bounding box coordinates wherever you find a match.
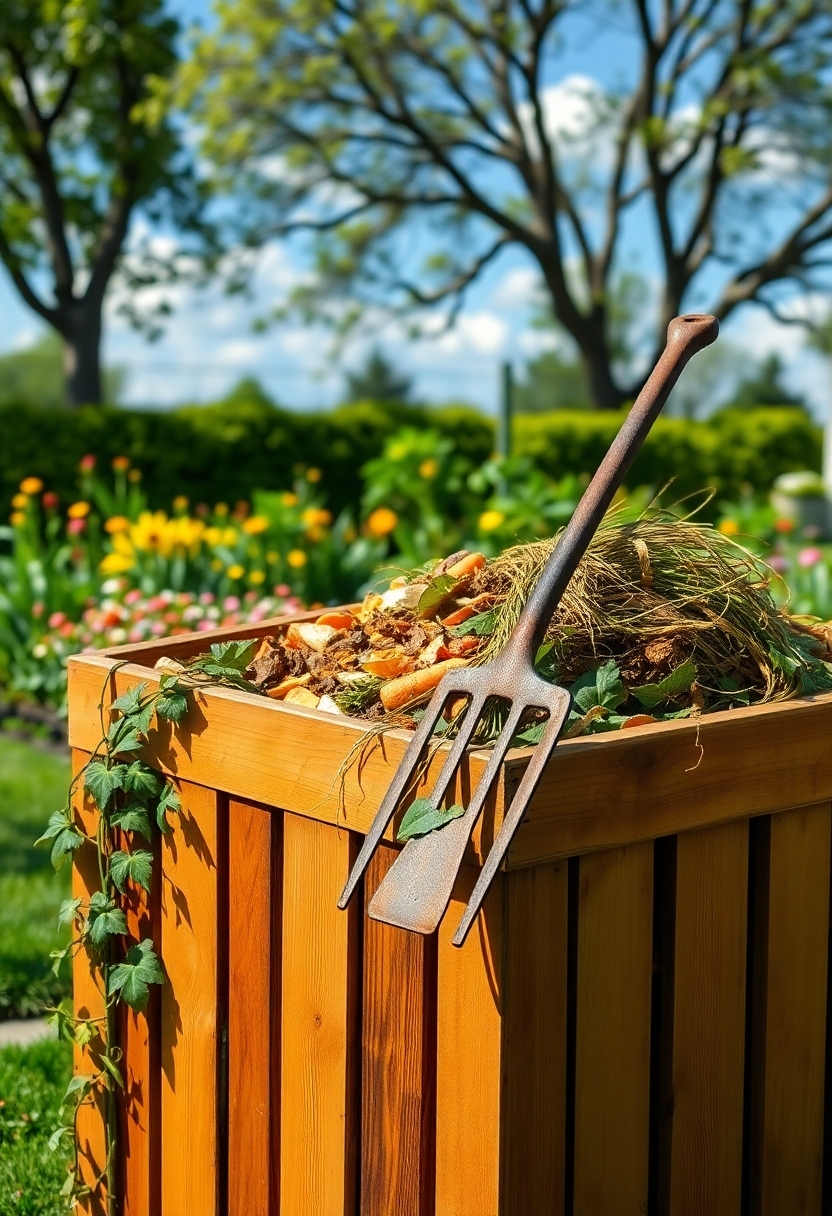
[515,349,591,413]
[721,353,806,411]
[184,0,832,409]
[0,1,205,406]
[0,333,124,408]
[345,350,413,403]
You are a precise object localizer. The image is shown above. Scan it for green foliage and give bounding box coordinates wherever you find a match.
[515,349,592,412]
[396,797,466,843]
[0,1038,73,1216]
[345,350,413,404]
[632,659,698,708]
[721,354,807,411]
[108,939,165,1012]
[0,334,125,410]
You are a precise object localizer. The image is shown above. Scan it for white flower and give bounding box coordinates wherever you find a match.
[32,643,48,658]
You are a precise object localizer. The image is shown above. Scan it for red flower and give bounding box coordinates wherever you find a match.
[79,454,96,473]
[42,491,59,510]
[774,517,795,534]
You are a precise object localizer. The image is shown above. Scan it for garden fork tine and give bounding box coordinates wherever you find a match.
[340,315,719,941]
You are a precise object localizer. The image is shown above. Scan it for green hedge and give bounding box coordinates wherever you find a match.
[514,407,822,505]
[0,397,821,515]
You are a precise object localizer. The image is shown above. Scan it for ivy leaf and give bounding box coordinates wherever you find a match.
[632,659,697,708]
[208,639,258,671]
[48,1125,72,1152]
[396,797,467,842]
[128,702,156,737]
[50,947,69,975]
[569,661,625,714]
[107,938,165,1012]
[101,1055,125,1089]
[122,762,162,799]
[155,688,189,723]
[109,803,152,841]
[84,762,127,810]
[156,783,181,834]
[417,574,458,618]
[36,809,85,869]
[450,608,497,637]
[107,717,143,754]
[57,897,82,929]
[87,896,128,949]
[110,684,148,715]
[110,849,153,894]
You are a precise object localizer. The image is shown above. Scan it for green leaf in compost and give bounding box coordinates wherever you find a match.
[417,574,458,618]
[107,938,165,1012]
[208,639,258,671]
[110,849,154,894]
[396,797,467,842]
[569,661,626,714]
[631,658,697,708]
[450,608,497,637]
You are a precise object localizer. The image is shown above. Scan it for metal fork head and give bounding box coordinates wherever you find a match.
[340,653,572,936]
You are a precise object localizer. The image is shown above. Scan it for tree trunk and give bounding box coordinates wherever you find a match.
[579,348,627,411]
[60,304,103,406]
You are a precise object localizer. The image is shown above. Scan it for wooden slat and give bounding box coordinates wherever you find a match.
[502,860,569,1214]
[160,780,221,1216]
[435,861,503,1216]
[362,843,436,1216]
[68,653,832,871]
[119,827,161,1216]
[573,843,653,1216]
[750,803,831,1216]
[71,750,108,1216]
[280,813,359,1216]
[666,822,748,1215]
[228,799,280,1216]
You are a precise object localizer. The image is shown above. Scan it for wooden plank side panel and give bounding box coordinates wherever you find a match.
[667,821,748,1216]
[160,780,221,1216]
[502,860,568,1215]
[280,814,360,1216]
[573,843,653,1216]
[753,803,831,1216]
[228,799,280,1216]
[362,843,436,1216]
[71,750,108,1216]
[436,862,503,1216]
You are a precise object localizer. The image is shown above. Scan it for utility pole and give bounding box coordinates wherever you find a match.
[497,361,514,461]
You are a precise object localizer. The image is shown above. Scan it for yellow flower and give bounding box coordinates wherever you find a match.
[111,455,130,472]
[172,494,189,512]
[130,511,173,554]
[10,511,26,527]
[366,507,398,537]
[104,515,130,534]
[301,506,332,528]
[306,525,324,543]
[211,558,223,572]
[249,569,266,585]
[718,519,740,536]
[419,458,439,480]
[99,552,134,575]
[306,467,322,483]
[214,502,229,517]
[68,501,91,519]
[19,477,43,495]
[242,515,269,535]
[222,527,238,545]
[281,492,298,507]
[227,564,245,580]
[205,526,222,546]
[389,442,407,460]
[128,468,142,483]
[479,510,505,532]
[287,549,308,568]
[11,493,28,509]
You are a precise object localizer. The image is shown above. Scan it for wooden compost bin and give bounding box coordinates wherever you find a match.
[68,607,832,1216]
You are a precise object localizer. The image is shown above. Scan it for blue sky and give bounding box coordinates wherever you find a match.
[1,0,830,418]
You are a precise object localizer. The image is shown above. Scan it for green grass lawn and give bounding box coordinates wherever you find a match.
[0,738,71,1019]
[0,1037,73,1215]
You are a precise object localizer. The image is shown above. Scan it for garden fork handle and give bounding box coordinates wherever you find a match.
[503,315,718,663]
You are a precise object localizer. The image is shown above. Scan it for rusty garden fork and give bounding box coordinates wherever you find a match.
[338,315,719,945]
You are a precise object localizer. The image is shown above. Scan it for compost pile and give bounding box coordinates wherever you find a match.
[168,516,832,740]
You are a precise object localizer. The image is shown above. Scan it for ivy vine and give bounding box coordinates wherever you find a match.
[36,664,190,1213]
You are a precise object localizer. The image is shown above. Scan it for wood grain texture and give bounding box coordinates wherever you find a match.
[280,813,359,1216]
[118,823,161,1216]
[71,750,108,1216]
[160,780,220,1216]
[667,822,748,1216]
[573,843,653,1216]
[362,844,437,1216]
[228,799,280,1216]
[501,860,568,1215]
[751,803,831,1216]
[435,862,503,1216]
[68,653,832,871]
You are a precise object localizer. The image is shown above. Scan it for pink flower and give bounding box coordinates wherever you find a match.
[798,547,823,568]
[128,628,145,643]
[151,621,167,636]
[199,591,215,605]
[275,584,291,597]
[48,611,66,629]
[67,517,86,535]
[197,619,214,631]
[223,596,240,612]
[79,454,96,472]
[31,601,44,619]
[767,554,789,574]
[59,621,75,639]
[124,589,143,605]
